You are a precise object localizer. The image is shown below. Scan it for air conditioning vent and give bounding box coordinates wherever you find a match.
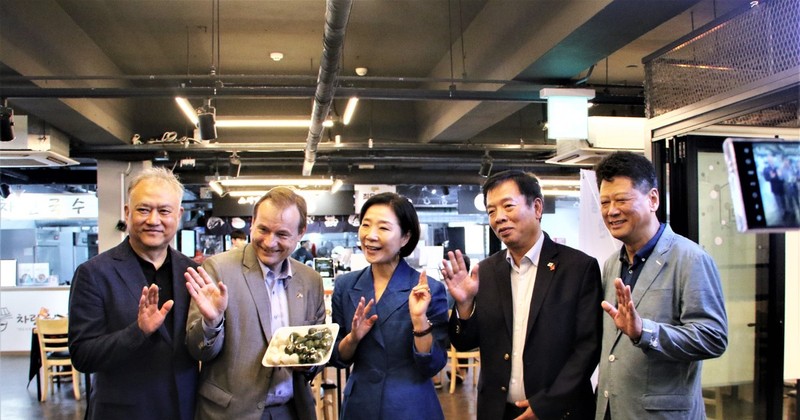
[545,140,621,166]
[546,117,646,166]
[0,150,79,168]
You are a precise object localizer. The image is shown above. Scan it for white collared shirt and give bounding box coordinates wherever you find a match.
[505,233,544,403]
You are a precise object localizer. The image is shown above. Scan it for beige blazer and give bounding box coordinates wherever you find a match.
[186,244,325,420]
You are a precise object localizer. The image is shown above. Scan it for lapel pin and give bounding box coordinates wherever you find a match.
[547,262,556,271]
[296,292,303,299]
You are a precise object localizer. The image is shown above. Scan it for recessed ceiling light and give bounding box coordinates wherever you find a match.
[270,52,284,61]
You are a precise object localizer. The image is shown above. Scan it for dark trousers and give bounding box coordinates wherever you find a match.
[503,402,526,420]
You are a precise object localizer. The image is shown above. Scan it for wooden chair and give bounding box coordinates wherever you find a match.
[445,345,480,394]
[702,386,724,420]
[35,317,81,401]
[312,367,339,420]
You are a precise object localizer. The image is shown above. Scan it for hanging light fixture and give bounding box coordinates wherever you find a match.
[197,98,217,140]
[0,99,15,142]
[228,151,241,178]
[478,151,493,178]
[175,97,334,129]
[175,96,219,139]
[214,118,334,128]
[207,176,338,198]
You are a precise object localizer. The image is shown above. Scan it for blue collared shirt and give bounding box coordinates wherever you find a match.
[259,259,294,406]
[618,223,666,290]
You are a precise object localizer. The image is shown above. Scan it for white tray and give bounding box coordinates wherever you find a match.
[262,323,339,367]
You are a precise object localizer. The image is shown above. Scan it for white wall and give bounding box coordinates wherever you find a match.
[541,198,580,249]
[0,288,70,352]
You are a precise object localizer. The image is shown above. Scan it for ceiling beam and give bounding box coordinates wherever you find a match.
[416,0,700,143]
[0,1,138,146]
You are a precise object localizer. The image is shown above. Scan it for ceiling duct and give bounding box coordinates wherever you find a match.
[303,0,354,176]
[0,115,78,168]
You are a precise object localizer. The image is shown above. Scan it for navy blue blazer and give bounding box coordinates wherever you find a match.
[450,233,602,420]
[330,259,449,420]
[68,238,199,420]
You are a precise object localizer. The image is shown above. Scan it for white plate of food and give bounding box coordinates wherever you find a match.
[262,323,340,367]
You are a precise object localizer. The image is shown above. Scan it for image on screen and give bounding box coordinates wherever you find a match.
[751,142,800,228]
[180,229,196,257]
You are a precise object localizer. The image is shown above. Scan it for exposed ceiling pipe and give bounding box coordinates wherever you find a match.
[0,86,643,104]
[1,73,532,86]
[303,0,353,176]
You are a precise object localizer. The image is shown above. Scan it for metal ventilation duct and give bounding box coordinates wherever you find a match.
[303,0,354,176]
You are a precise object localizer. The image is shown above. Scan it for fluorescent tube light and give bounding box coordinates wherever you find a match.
[175,97,198,125]
[538,178,580,188]
[217,178,334,187]
[330,179,344,194]
[228,190,269,198]
[215,119,334,128]
[176,97,334,129]
[342,97,359,125]
[209,180,225,196]
[542,189,581,197]
[228,188,329,198]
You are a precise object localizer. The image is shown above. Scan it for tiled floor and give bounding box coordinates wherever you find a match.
[0,354,85,420]
[0,354,479,420]
[3,353,796,420]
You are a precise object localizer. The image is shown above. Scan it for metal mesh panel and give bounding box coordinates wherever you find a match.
[719,99,799,127]
[644,0,800,121]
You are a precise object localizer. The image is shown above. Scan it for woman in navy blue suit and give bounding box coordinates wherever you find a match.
[330,192,449,420]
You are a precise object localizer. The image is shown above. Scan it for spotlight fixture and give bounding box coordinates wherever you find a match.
[229,152,241,166]
[197,99,217,140]
[478,151,493,178]
[0,100,15,142]
[228,152,241,178]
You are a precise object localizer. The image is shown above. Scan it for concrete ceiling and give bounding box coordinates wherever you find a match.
[0,0,754,190]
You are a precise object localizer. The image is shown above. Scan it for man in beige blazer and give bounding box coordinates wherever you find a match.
[185,187,325,420]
